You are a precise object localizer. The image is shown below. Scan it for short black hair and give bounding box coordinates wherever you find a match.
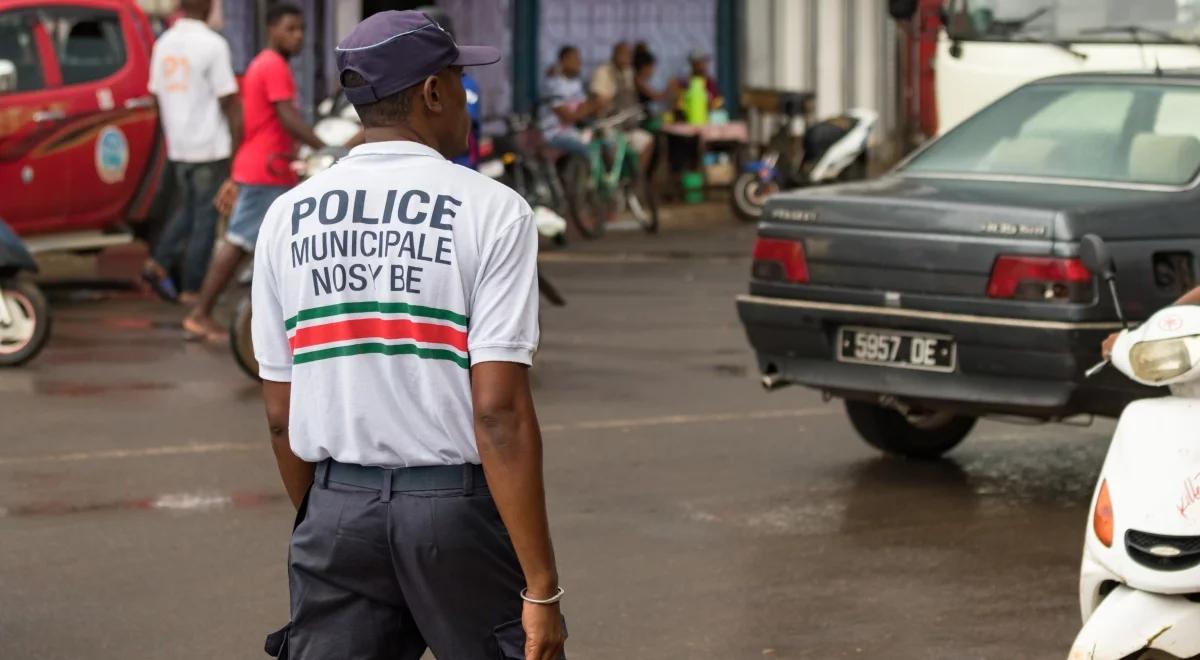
[634,50,656,72]
[557,45,578,62]
[266,2,302,27]
[341,70,414,128]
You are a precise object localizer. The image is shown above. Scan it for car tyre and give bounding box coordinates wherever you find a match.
[844,399,975,459]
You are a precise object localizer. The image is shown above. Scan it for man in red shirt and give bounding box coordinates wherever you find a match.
[184,2,325,340]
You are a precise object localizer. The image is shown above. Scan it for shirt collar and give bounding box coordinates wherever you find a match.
[346,140,446,161]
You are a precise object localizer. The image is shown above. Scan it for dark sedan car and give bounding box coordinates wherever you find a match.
[737,71,1200,458]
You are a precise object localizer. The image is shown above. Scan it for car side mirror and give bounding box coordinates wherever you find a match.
[1079,234,1116,281]
[0,60,16,93]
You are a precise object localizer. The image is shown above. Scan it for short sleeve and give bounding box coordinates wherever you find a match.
[469,214,540,366]
[590,65,616,100]
[251,222,293,382]
[147,45,163,95]
[263,56,296,104]
[208,38,239,98]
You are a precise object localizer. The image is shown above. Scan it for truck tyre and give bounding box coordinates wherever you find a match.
[844,400,975,459]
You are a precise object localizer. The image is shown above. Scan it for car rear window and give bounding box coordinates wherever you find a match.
[903,82,1200,187]
[43,7,126,86]
[0,11,46,94]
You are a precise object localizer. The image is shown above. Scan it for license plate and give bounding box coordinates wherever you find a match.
[836,327,956,372]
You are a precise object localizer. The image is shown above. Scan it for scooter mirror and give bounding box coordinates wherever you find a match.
[888,0,919,20]
[1079,234,1116,281]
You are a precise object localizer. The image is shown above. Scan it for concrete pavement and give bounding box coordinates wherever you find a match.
[0,209,1109,658]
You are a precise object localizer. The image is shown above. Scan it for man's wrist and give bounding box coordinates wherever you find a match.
[524,573,559,598]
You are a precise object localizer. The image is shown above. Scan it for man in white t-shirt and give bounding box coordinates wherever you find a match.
[538,45,600,157]
[252,11,565,660]
[144,0,240,303]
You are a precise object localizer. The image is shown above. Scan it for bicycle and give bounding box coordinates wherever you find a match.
[562,108,659,238]
[485,114,572,246]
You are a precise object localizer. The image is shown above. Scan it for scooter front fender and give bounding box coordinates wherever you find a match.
[740,159,779,180]
[1069,585,1200,660]
[0,219,36,273]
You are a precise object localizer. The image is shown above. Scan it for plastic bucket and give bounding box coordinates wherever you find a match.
[681,170,705,204]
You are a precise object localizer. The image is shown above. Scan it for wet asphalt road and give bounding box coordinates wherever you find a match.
[0,210,1111,659]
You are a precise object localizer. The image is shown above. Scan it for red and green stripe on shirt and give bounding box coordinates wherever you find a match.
[285,301,469,368]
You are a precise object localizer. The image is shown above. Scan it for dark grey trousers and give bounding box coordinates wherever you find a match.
[286,462,529,659]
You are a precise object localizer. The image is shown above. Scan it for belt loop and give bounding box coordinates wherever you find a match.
[381,469,393,503]
[317,459,330,489]
[463,464,475,496]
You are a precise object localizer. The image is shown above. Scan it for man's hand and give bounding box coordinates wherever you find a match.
[1101,331,1120,359]
[522,601,565,660]
[215,179,239,217]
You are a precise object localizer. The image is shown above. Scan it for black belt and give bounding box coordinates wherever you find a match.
[318,459,485,501]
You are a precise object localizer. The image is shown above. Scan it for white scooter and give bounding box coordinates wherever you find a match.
[1070,235,1200,660]
[732,107,878,221]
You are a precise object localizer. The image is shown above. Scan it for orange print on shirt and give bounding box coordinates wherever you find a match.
[163,56,190,93]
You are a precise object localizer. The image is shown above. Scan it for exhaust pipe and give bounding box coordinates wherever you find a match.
[762,373,790,391]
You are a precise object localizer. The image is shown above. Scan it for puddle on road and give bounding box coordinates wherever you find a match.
[0,490,288,519]
[708,363,748,378]
[94,316,184,331]
[35,380,175,397]
[681,436,1105,537]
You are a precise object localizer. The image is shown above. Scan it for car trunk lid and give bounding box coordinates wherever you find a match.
[759,176,1091,300]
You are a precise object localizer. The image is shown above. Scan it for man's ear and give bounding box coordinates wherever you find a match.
[421,76,442,113]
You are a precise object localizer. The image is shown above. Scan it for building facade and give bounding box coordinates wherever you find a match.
[742,0,904,161]
[136,1,903,159]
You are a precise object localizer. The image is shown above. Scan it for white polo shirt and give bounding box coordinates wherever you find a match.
[251,141,540,467]
[147,18,239,163]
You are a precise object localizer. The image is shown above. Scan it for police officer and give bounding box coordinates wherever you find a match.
[251,10,566,659]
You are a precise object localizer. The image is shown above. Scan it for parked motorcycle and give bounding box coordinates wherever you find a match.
[230,101,360,380]
[478,114,570,245]
[732,107,879,221]
[1070,234,1200,659]
[0,217,49,366]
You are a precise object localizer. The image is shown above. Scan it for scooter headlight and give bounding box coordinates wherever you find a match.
[1129,335,1200,383]
[1094,479,1113,548]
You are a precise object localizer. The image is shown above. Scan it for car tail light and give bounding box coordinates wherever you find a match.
[752,238,809,283]
[1094,480,1114,548]
[986,256,1092,302]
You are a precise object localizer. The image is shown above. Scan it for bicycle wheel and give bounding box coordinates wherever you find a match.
[625,169,659,234]
[562,155,610,239]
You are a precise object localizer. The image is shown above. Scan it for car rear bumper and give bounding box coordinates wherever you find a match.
[736,294,1152,418]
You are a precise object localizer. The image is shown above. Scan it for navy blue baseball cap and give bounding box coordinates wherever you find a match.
[336,10,500,105]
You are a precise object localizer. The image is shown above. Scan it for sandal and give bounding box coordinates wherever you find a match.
[141,269,179,303]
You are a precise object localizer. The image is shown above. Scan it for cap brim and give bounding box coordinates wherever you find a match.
[453,45,501,67]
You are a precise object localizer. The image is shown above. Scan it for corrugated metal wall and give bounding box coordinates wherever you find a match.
[539,0,717,100]
[438,0,514,121]
[742,0,900,161]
